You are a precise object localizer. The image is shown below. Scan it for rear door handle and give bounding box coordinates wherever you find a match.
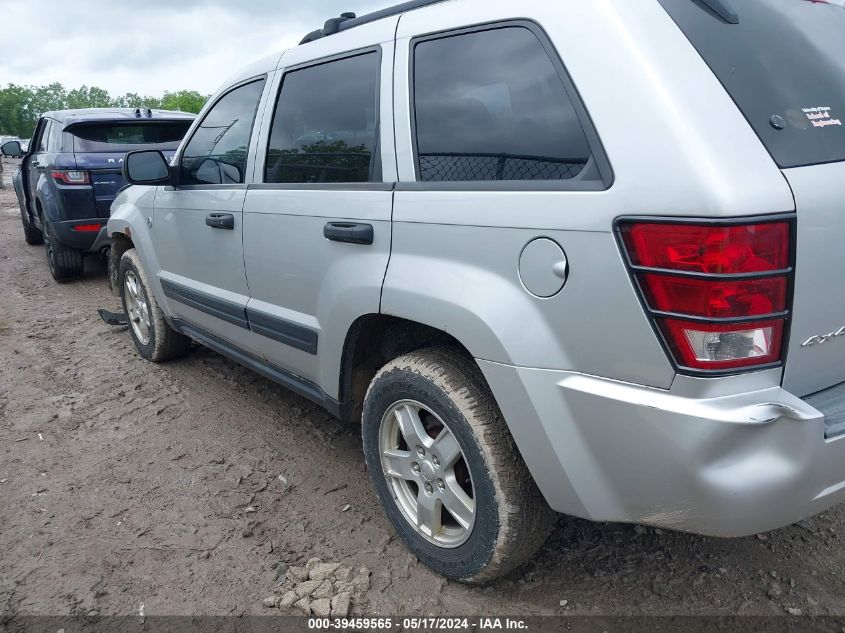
[205,213,235,230]
[324,222,374,245]
[31,161,40,168]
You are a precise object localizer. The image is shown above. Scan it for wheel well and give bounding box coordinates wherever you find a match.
[339,315,473,421]
[109,233,134,296]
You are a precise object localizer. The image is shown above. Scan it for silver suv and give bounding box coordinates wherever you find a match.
[108,0,845,583]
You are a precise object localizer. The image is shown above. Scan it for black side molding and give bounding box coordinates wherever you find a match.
[160,279,249,329]
[247,309,319,355]
[160,279,321,355]
[324,222,374,245]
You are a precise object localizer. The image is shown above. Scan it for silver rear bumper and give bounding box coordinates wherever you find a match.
[479,361,845,536]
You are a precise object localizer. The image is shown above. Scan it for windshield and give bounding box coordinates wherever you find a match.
[659,0,845,168]
[71,121,192,153]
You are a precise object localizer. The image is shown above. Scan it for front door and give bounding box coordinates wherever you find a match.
[242,27,397,393]
[25,119,50,211]
[154,77,268,346]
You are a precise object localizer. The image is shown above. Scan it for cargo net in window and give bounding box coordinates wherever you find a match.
[418,153,587,182]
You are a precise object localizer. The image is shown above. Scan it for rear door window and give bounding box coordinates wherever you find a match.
[659,0,845,168]
[265,52,380,184]
[72,122,192,153]
[412,26,597,183]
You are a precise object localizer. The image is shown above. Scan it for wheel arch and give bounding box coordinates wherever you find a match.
[337,314,475,422]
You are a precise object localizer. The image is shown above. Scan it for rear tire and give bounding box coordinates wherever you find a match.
[119,248,190,363]
[362,347,554,584]
[43,220,82,282]
[20,206,43,245]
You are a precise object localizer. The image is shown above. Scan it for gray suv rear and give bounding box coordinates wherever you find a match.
[107,0,845,583]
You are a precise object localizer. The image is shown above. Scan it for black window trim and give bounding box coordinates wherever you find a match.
[261,45,385,188]
[175,74,268,190]
[407,19,614,192]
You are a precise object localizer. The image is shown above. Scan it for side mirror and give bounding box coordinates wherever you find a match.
[124,150,172,185]
[1,141,22,158]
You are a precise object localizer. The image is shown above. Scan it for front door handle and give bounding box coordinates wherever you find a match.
[323,222,374,245]
[205,213,235,230]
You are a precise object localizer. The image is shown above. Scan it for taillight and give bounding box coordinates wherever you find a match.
[52,170,91,185]
[618,218,794,374]
[72,224,103,233]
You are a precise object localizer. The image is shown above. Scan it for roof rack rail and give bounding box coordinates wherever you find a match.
[300,0,449,45]
[698,0,739,24]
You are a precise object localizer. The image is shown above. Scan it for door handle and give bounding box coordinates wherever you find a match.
[205,213,235,230]
[31,161,40,168]
[323,222,374,245]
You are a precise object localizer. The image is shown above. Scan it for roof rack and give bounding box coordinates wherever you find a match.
[300,0,449,45]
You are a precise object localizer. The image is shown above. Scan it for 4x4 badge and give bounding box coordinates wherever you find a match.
[802,326,845,347]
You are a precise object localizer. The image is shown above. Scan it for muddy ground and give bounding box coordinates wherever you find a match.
[2,156,845,619]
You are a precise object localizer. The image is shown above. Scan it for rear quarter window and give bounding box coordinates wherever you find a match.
[659,0,845,168]
[411,25,603,184]
[72,121,192,153]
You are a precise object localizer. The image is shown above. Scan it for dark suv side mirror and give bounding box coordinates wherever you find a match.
[124,150,173,185]
[1,140,22,158]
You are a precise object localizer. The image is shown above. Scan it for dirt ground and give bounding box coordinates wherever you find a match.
[2,156,845,620]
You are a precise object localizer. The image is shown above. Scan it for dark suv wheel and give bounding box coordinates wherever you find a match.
[20,207,43,245]
[362,348,554,584]
[43,221,83,282]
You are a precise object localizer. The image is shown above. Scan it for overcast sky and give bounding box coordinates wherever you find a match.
[0,0,395,97]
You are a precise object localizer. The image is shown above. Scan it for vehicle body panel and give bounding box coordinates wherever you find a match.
[154,75,273,348]
[386,0,793,390]
[480,360,845,535]
[781,162,845,397]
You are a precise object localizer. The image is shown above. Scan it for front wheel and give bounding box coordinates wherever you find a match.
[362,348,554,584]
[119,248,190,362]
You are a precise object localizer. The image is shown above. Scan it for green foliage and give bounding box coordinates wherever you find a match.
[160,90,208,114]
[0,83,209,139]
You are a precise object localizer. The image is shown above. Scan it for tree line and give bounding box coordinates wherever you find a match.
[0,83,209,139]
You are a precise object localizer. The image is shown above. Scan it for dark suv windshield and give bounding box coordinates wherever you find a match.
[659,0,845,168]
[71,121,192,153]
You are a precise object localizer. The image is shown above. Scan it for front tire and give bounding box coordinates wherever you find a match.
[362,348,554,584]
[119,248,190,362]
[43,221,82,282]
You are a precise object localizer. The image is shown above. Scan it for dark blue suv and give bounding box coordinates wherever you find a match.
[11,108,195,281]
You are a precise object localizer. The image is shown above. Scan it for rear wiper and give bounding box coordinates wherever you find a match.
[697,0,739,24]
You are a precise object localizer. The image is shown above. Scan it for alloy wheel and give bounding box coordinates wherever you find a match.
[124,271,152,345]
[379,399,476,548]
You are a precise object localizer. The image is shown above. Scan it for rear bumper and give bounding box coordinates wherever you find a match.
[479,361,845,537]
[51,220,111,253]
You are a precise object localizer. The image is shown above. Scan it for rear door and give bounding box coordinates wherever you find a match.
[154,78,269,346]
[658,0,845,396]
[242,22,397,392]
